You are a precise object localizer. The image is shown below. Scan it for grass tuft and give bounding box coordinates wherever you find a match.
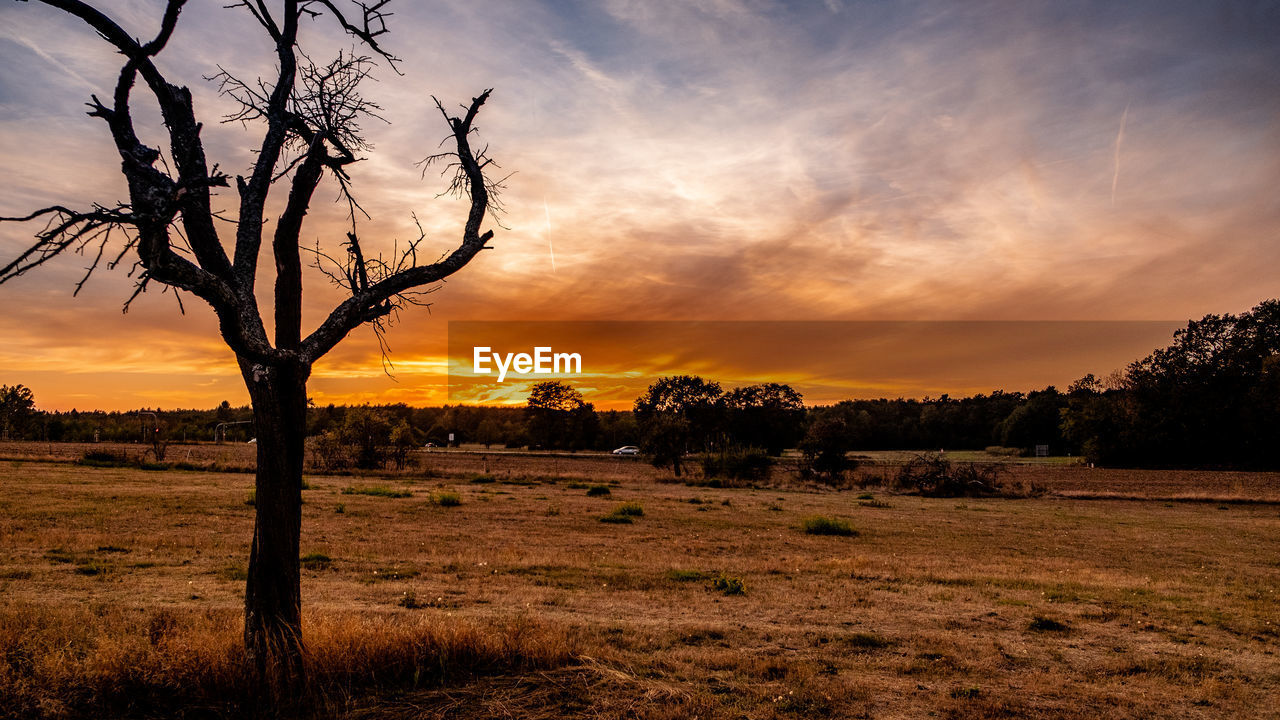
[612,501,644,517]
[342,485,412,498]
[300,552,332,571]
[431,491,462,507]
[1028,616,1070,633]
[800,515,858,536]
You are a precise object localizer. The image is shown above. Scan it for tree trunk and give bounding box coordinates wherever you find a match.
[239,358,310,692]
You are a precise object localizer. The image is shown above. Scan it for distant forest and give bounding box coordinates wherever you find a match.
[3,300,1277,470]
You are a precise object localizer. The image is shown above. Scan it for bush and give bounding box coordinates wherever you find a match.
[711,574,746,595]
[599,513,632,524]
[798,416,856,485]
[894,454,1018,497]
[311,430,351,472]
[800,515,857,536]
[431,492,462,507]
[76,450,131,468]
[585,485,611,497]
[612,501,644,517]
[1028,616,1069,633]
[700,447,773,484]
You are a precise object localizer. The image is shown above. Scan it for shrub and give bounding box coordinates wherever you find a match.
[585,485,611,497]
[431,492,462,507]
[798,415,857,485]
[800,515,857,536]
[1028,616,1069,633]
[711,574,746,595]
[599,513,632,524]
[700,447,773,485]
[894,454,1015,497]
[76,450,131,468]
[311,430,351,472]
[612,501,644,517]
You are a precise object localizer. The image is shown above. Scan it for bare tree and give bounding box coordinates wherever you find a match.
[0,0,501,685]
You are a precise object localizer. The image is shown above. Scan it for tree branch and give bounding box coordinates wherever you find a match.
[301,90,497,362]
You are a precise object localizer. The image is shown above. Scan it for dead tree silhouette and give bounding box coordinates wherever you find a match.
[0,0,503,690]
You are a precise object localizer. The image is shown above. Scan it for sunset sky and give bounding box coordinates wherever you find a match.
[1,1,1277,411]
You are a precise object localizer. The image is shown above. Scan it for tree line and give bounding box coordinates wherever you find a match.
[5,299,1278,469]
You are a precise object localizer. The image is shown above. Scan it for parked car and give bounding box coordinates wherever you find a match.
[612,445,640,455]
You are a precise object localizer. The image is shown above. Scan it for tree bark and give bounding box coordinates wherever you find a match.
[239,357,310,690]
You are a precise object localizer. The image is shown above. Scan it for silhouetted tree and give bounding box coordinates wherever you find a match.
[633,375,723,456]
[1063,300,1280,467]
[526,380,596,449]
[0,384,36,441]
[798,412,855,484]
[723,382,805,455]
[0,1,503,685]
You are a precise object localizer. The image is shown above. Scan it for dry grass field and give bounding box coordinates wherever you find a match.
[1,442,1278,718]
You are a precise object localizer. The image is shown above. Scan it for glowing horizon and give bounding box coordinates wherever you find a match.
[2,2,1277,412]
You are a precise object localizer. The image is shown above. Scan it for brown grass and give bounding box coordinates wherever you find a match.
[1,443,1279,718]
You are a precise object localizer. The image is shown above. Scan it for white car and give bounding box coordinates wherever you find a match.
[612,445,640,455]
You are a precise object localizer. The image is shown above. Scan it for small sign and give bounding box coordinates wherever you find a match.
[1035,444,1049,457]
[448,433,455,442]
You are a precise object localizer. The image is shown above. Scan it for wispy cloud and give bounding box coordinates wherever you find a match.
[1112,102,1129,205]
[1,0,1278,409]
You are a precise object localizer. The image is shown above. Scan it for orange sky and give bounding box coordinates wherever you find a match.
[1,2,1277,411]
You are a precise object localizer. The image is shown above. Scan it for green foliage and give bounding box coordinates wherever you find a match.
[611,501,644,517]
[798,414,856,484]
[388,420,417,470]
[300,553,332,570]
[711,574,746,595]
[0,384,36,441]
[598,513,632,524]
[800,515,857,536]
[341,407,391,470]
[341,486,412,498]
[431,491,462,507]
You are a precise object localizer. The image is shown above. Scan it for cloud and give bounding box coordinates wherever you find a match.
[1,0,1277,409]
